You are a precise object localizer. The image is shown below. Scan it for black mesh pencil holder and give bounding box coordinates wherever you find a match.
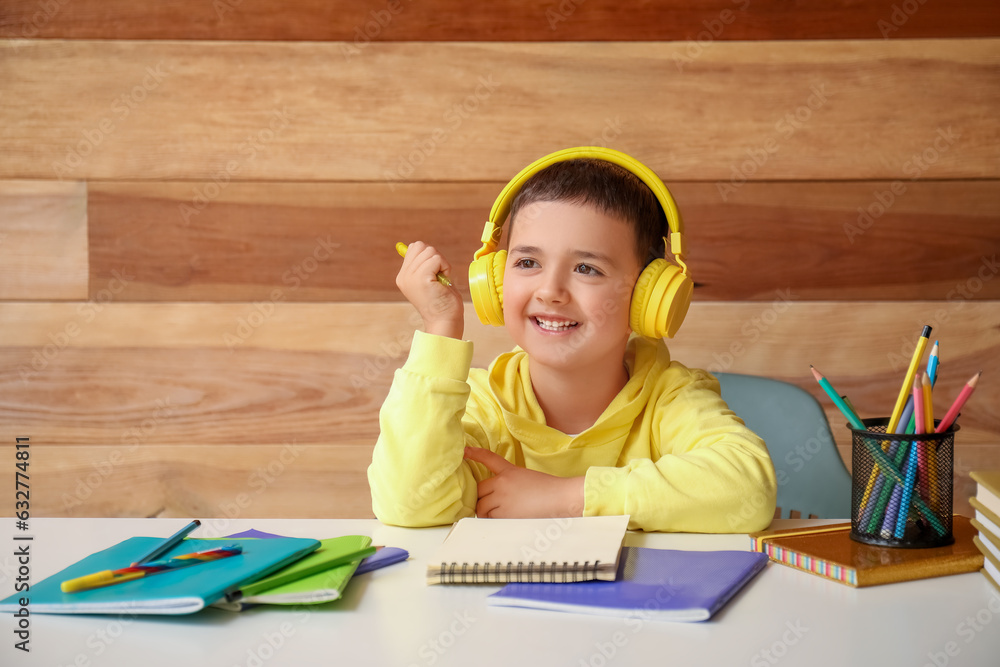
[849,417,956,548]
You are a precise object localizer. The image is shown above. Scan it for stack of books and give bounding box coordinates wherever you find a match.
[970,470,1000,594]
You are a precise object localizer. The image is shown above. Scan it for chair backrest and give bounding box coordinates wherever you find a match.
[715,372,852,520]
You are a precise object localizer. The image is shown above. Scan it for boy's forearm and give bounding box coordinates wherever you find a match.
[369,330,478,526]
[583,444,777,532]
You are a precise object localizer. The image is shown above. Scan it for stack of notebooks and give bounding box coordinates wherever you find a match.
[0,528,407,615]
[427,515,768,622]
[970,470,1000,594]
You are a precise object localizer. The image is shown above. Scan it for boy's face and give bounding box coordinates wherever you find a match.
[502,200,643,376]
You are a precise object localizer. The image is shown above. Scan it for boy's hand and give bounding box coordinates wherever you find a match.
[395,241,464,339]
[463,447,585,519]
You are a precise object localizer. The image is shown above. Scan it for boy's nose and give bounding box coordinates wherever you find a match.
[535,272,569,303]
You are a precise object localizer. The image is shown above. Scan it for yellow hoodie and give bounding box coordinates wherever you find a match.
[368,330,776,532]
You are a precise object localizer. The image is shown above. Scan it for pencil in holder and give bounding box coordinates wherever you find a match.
[849,417,955,548]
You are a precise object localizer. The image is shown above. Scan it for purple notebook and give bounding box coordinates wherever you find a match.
[225,529,407,575]
[487,547,767,622]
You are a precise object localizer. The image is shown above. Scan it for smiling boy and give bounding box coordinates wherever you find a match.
[368,153,776,532]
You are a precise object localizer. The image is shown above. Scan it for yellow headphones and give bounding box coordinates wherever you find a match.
[468,146,693,339]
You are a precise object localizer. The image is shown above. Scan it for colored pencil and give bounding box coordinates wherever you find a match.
[913,375,930,506]
[395,241,453,287]
[812,366,890,528]
[860,325,931,518]
[888,325,932,433]
[894,376,925,538]
[935,371,982,433]
[810,366,865,430]
[130,519,201,565]
[872,418,914,535]
[927,340,939,385]
[62,545,242,593]
[875,365,942,535]
[922,372,939,512]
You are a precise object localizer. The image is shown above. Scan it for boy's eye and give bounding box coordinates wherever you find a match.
[514,258,538,270]
[575,264,603,276]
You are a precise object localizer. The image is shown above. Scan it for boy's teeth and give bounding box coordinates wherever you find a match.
[535,317,578,331]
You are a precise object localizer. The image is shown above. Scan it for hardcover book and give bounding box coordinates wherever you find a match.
[749,515,982,587]
[970,470,1000,518]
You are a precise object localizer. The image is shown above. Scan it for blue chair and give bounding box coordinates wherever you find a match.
[715,372,852,519]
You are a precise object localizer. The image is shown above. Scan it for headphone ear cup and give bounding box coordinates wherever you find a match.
[629,259,693,339]
[469,250,507,326]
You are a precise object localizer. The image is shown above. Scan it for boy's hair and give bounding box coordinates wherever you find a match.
[507,158,668,267]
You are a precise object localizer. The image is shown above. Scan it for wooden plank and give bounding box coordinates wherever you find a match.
[0,180,87,300]
[85,180,1000,302]
[2,301,996,441]
[87,181,498,302]
[2,1,999,41]
[2,444,375,519]
[2,40,998,181]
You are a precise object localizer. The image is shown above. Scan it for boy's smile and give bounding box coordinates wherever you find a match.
[502,200,643,380]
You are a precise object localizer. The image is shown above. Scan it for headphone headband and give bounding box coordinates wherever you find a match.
[468,147,693,338]
[476,147,686,264]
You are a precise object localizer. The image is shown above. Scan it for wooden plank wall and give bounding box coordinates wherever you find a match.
[1,1,998,521]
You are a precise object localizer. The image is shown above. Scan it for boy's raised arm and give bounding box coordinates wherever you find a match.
[368,331,481,526]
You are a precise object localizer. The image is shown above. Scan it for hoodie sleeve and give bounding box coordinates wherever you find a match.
[583,366,777,533]
[367,330,483,527]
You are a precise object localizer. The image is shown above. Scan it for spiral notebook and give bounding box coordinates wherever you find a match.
[426,515,628,585]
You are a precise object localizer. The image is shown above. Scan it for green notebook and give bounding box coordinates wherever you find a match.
[213,535,374,610]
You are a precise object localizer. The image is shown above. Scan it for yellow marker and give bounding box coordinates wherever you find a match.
[395,242,452,287]
[61,569,146,593]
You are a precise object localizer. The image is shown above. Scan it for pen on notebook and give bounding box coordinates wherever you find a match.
[395,242,453,287]
[61,545,242,594]
[131,519,201,565]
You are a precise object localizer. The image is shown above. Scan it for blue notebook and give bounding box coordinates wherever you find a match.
[0,536,319,615]
[487,547,767,622]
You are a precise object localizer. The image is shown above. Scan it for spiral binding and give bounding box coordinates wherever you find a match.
[437,560,602,584]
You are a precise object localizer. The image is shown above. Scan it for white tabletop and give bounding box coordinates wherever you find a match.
[2,518,998,667]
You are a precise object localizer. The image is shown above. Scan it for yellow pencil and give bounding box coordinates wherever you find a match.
[859,325,932,510]
[888,325,932,433]
[395,242,452,287]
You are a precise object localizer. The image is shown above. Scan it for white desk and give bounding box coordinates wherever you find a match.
[2,518,998,667]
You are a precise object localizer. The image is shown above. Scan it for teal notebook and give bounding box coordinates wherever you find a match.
[214,535,375,610]
[0,536,319,615]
